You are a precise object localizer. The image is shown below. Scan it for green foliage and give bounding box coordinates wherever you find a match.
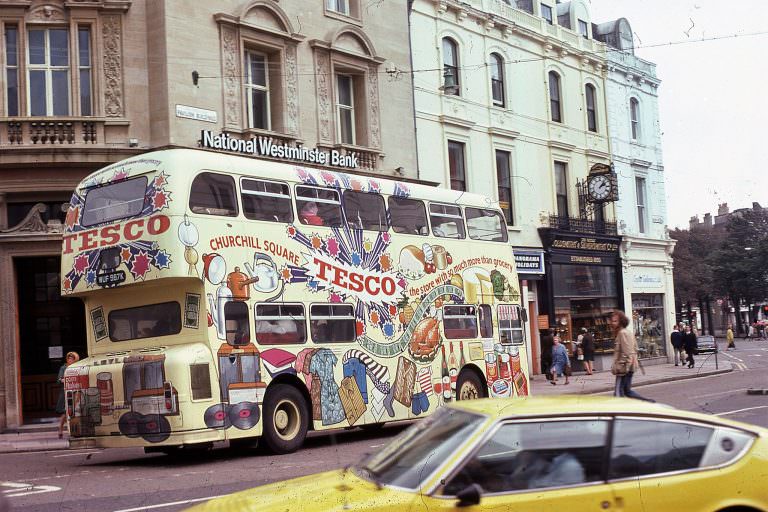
[710,207,768,305]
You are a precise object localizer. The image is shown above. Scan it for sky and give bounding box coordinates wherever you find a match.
[588,0,767,229]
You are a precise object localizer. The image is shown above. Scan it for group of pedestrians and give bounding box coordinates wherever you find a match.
[669,323,698,368]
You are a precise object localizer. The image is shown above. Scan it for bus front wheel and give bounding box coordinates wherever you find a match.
[456,371,484,401]
[262,384,309,454]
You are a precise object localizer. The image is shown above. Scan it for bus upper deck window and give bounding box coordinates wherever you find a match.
[255,304,306,345]
[241,179,293,223]
[343,190,388,231]
[429,203,466,239]
[224,301,250,346]
[296,186,342,227]
[190,172,238,216]
[466,207,508,242]
[82,176,147,227]
[388,196,429,235]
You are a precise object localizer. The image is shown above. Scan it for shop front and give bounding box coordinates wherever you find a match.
[513,249,545,373]
[538,229,623,371]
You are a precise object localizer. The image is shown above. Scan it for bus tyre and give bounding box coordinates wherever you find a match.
[456,371,483,401]
[262,385,308,454]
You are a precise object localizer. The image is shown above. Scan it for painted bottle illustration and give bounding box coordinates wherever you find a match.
[448,342,458,392]
[510,347,529,396]
[441,345,452,402]
[485,353,498,387]
[459,340,466,368]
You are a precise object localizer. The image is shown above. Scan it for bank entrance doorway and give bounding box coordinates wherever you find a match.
[16,256,86,423]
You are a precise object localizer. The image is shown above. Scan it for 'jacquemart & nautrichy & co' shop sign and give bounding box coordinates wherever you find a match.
[200,130,360,169]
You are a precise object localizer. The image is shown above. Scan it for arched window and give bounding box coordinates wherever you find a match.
[585,84,597,132]
[442,37,459,96]
[548,71,562,122]
[630,97,640,139]
[490,53,505,107]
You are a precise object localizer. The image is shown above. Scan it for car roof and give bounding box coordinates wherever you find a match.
[449,396,765,433]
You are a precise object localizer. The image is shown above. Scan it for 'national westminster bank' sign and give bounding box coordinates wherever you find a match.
[200,130,359,169]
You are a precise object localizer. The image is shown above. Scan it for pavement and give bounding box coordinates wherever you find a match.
[0,350,734,454]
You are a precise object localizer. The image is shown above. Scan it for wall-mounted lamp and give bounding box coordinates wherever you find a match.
[128,138,139,147]
[192,70,199,86]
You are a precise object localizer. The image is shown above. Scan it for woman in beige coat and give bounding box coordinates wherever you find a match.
[611,311,654,402]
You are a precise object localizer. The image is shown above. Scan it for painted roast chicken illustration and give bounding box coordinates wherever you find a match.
[409,317,441,361]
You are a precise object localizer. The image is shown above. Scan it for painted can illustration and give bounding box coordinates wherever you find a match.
[485,352,498,387]
[97,372,114,414]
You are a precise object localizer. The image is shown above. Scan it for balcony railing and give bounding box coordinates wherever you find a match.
[1,118,103,145]
[548,215,618,235]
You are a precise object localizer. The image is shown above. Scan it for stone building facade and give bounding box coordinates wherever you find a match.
[0,0,416,429]
[597,18,676,364]
[410,0,622,373]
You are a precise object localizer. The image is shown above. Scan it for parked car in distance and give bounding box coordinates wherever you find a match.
[697,334,718,354]
[185,396,768,512]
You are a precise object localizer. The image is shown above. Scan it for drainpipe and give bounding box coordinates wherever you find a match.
[407,0,421,180]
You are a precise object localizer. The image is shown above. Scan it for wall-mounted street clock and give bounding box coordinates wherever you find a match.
[586,163,617,203]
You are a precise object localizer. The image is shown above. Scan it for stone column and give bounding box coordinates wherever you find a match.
[0,192,7,230]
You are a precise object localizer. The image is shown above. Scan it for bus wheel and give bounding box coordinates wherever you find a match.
[456,371,483,401]
[262,385,308,454]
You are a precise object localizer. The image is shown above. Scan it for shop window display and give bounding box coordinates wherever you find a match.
[632,294,666,358]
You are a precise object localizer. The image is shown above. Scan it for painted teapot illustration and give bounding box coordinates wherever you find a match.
[244,252,279,293]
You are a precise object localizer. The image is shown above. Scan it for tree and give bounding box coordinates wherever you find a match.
[710,206,768,332]
[670,226,721,330]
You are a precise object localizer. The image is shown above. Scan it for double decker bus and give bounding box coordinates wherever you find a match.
[61,148,530,453]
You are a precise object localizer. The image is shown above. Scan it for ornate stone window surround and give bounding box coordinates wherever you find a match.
[310,28,384,154]
[0,2,127,119]
[214,4,304,140]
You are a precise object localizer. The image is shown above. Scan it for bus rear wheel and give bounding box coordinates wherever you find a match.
[262,384,308,454]
[456,371,484,401]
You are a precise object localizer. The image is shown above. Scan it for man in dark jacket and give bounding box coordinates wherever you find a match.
[683,325,697,368]
[670,324,684,366]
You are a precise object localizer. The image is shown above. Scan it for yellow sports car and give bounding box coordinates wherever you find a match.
[187,396,768,512]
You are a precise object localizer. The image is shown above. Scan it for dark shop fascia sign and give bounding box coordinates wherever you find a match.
[200,130,359,168]
[514,250,545,274]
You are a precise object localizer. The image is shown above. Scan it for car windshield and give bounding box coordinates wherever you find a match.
[353,408,486,489]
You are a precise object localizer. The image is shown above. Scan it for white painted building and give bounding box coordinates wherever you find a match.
[411,0,627,373]
[595,19,677,363]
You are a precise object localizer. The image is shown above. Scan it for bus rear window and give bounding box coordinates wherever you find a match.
[466,207,508,242]
[108,302,181,342]
[81,176,147,227]
[190,172,238,216]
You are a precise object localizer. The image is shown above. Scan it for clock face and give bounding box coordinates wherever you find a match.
[588,174,612,202]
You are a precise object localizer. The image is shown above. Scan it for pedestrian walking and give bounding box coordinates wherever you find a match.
[580,327,595,375]
[611,310,654,402]
[683,325,697,368]
[726,324,736,350]
[57,351,79,438]
[550,336,571,385]
[670,323,684,366]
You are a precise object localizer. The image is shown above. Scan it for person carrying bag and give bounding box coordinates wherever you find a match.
[611,311,654,402]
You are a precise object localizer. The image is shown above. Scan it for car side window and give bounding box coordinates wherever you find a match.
[608,419,713,480]
[443,420,608,496]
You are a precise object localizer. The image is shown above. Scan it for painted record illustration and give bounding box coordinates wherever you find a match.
[118,411,142,438]
[204,402,232,429]
[139,414,171,443]
[228,402,260,430]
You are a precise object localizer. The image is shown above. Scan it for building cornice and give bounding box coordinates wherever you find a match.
[439,114,476,129]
